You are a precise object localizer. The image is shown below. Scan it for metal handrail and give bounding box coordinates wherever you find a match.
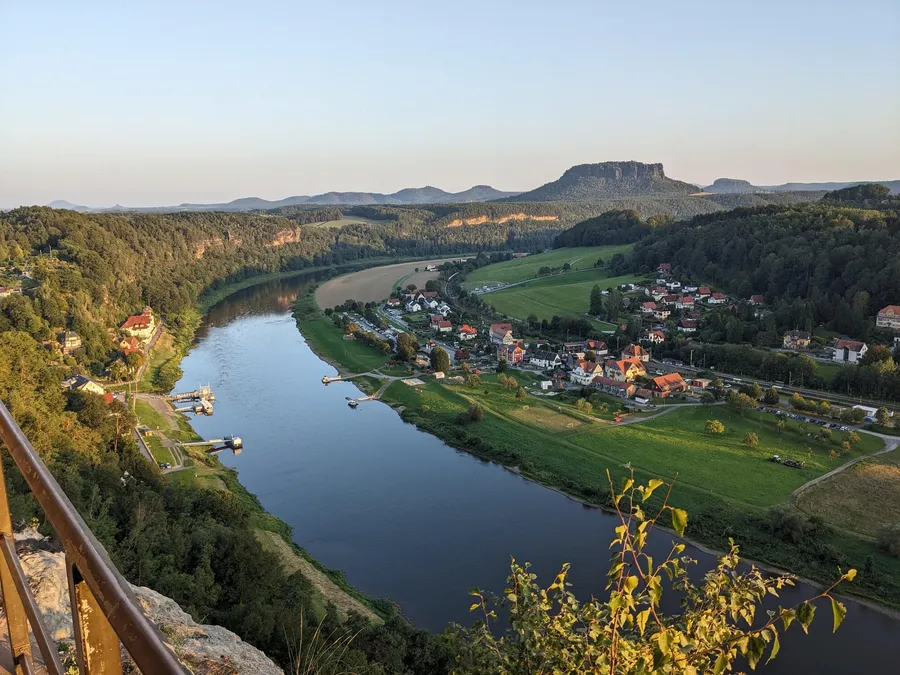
[0,399,188,674]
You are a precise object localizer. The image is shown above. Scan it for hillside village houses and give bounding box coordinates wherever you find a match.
[497,342,525,365]
[531,350,562,369]
[641,329,666,345]
[570,360,604,385]
[458,325,477,341]
[604,358,647,382]
[877,305,900,331]
[58,331,82,355]
[120,307,156,342]
[62,374,105,396]
[650,372,688,398]
[622,343,650,363]
[490,323,516,345]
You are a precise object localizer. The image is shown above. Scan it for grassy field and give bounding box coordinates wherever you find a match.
[484,270,645,326]
[134,400,170,430]
[462,245,633,289]
[147,436,175,465]
[305,216,387,228]
[140,331,178,391]
[796,448,900,537]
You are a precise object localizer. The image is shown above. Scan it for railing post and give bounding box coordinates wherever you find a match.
[0,454,34,675]
[67,558,123,675]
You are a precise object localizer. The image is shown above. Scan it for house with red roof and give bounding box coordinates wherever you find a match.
[490,323,515,345]
[650,372,688,398]
[697,286,711,299]
[876,305,900,331]
[833,339,868,364]
[591,376,636,399]
[679,319,698,334]
[604,358,646,383]
[676,296,695,310]
[708,292,727,305]
[622,343,650,363]
[569,359,603,385]
[497,343,524,364]
[641,330,666,345]
[120,307,156,341]
[458,324,477,341]
[749,294,765,306]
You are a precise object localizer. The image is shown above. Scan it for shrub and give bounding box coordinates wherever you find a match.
[705,419,725,434]
[743,432,759,447]
[877,523,900,557]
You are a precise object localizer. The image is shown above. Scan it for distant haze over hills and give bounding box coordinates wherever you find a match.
[44,164,900,212]
[47,185,520,213]
[503,162,699,202]
[704,177,900,195]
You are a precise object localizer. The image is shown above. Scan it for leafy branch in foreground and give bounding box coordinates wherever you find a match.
[450,470,855,674]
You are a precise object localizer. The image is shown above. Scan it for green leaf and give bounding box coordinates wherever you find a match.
[797,601,816,634]
[713,651,729,675]
[830,597,847,633]
[766,629,781,664]
[671,508,688,537]
[746,635,766,670]
[624,575,639,594]
[781,608,795,631]
[636,608,650,635]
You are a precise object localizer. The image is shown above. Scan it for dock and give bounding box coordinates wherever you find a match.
[173,398,214,415]
[168,384,215,402]
[178,435,243,455]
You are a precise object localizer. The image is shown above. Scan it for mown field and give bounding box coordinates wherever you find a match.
[462,244,633,289]
[306,216,388,228]
[796,448,900,537]
[484,270,645,327]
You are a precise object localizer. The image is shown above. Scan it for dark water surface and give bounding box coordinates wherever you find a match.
[176,275,898,673]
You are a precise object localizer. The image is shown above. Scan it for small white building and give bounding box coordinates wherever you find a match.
[539,380,553,390]
[833,339,868,364]
[405,301,421,313]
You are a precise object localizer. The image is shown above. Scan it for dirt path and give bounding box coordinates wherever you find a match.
[254,530,381,624]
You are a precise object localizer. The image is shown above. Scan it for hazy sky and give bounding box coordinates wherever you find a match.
[2,1,898,208]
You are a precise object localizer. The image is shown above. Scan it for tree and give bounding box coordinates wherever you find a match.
[819,400,831,416]
[705,419,725,434]
[515,386,526,400]
[497,358,508,373]
[465,374,481,389]
[396,333,419,361]
[700,391,715,405]
[876,407,891,427]
[776,418,786,435]
[124,351,143,374]
[743,432,759,447]
[589,284,604,316]
[877,523,900,557]
[430,347,450,373]
[606,289,623,322]
[453,473,854,674]
[850,407,866,424]
[576,398,592,414]
[726,391,755,417]
[711,378,725,401]
[848,431,861,445]
[344,321,359,335]
[763,386,780,404]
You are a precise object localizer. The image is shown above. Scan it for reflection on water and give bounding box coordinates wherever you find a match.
[176,274,898,674]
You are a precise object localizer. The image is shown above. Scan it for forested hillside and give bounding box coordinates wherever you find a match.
[632,202,900,336]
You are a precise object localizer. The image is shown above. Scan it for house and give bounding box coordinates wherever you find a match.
[657,263,672,275]
[585,340,608,357]
[591,376,636,399]
[708,293,727,305]
[570,360,604,385]
[783,330,812,349]
[833,339,868,364]
[650,372,688,398]
[59,331,82,355]
[458,325,477,341]
[622,344,650,363]
[675,296,695,310]
[749,295,765,306]
[604,358,646,382]
[562,341,587,353]
[120,307,156,341]
[648,287,667,301]
[697,286,711,299]
[641,301,657,315]
[641,330,666,345]
[417,291,440,302]
[688,378,712,393]
[490,323,515,345]
[653,307,671,321]
[876,305,900,331]
[0,287,22,298]
[434,371,445,379]
[62,374,106,396]
[661,295,678,306]
[531,350,562,369]
[434,319,452,333]
[683,285,698,294]
[665,281,682,292]
[387,297,401,308]
[118,335,141,355]
[679,319,697,334]
[513,252,529,258]
[436,302,452,317]
[497,343,524,364]
[634,388,653,404]
[539,380,553,391]
[423,298,439,311]
[405,301,422,313]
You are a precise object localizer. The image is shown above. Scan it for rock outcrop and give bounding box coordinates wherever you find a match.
[6,531,282,675]
[507,161,698,202]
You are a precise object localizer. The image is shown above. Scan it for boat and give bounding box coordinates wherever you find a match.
[348,400,359,408]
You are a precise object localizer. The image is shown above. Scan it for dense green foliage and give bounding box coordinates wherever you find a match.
[552,209,666,247]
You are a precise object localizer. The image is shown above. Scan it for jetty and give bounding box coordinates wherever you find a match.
[173,398,214,416]
[168,384,215,402]
[322,375,343,384]
[179,435,243,455]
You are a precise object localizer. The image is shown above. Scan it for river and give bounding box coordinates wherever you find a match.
[176,274,898,673]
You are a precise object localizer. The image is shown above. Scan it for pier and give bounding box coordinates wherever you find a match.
[322,375,343,384]
[173,398,214,415]
[168,384,215,402]
[179,435,243,455]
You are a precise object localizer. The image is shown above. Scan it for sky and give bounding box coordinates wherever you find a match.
[1,1,899,208]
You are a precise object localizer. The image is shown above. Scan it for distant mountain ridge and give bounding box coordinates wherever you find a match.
[47,185,520,212]
[704,178,900,195]
[505,161,699,202]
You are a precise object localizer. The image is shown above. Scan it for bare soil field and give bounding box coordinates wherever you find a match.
[315,259,454,308]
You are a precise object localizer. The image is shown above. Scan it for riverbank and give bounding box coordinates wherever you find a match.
[291,286,900,614]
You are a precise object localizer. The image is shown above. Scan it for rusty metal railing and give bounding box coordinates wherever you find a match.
[0,399,188,674]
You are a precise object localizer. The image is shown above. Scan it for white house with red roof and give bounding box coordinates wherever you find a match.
[570,360,603,385]
[676,296,695,310]
[120,307,156,341]
[641,329,666,345]
[708,292,727,305]
[458,325,477,341]
[697,286,711,299]
[833,339,868,364]
[490,323,515,345]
